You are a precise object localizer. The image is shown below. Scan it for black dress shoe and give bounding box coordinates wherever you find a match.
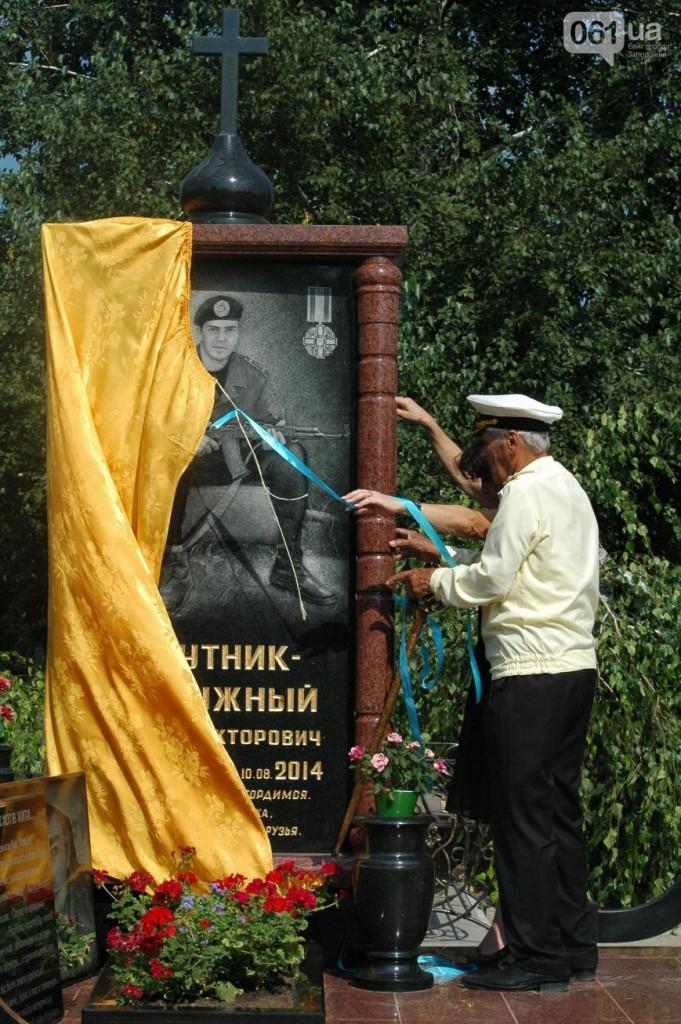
[462,946,509,969]
[462,963,569,992]
[571,966,596,981]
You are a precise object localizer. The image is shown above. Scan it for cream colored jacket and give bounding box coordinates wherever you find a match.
[429,456,599,680]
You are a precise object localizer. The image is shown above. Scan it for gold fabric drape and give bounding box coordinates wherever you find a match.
[43,217,272,882]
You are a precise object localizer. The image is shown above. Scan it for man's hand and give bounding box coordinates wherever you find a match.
[343,489,405,515]
[395,396,434,429]
[386,567,436,600]
[197,435,221,457]
[389,528,441,563]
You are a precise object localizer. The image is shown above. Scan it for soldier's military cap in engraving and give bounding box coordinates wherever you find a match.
[468,393,563,434]
[194,294,243,326]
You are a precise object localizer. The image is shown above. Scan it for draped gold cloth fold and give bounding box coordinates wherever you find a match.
[43,217,272,882]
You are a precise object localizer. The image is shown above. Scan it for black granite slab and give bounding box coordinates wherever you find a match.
[161,261,357,852]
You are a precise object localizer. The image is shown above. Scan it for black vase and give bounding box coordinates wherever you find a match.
[351,814,434,991]
[0,743,14,783]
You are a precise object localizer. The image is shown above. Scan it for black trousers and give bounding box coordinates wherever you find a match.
[446,636,493,823]
[484,668,597,978]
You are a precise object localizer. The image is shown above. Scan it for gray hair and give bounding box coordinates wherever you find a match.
[487,427,551,453]
[518,430,551,453]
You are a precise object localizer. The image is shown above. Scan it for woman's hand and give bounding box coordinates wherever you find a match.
[343,489,406,515]
[395,395,434,428]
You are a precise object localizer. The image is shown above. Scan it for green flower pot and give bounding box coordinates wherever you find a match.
[375,789,418,818]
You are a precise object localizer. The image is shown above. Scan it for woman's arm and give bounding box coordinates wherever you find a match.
[343,489,493,541]
[395,396,495,505]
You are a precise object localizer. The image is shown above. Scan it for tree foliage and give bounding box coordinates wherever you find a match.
[1,1,679,905]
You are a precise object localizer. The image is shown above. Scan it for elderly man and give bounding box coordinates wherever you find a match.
[388,394,599,993]
[161,294,334,610]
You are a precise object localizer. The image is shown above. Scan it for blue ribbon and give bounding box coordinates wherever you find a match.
[396,497,483,704]
[420,614,444,691]
[211,408,354,508]
[393,593,447,743]
[394,593,423,743]
[417,954,476,982]
[210,406,482,709]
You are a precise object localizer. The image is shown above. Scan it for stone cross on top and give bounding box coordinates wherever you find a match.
[192,7,268,136]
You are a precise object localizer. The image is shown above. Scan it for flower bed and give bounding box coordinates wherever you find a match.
[83,948,325,1024]
[85,848,337,1017]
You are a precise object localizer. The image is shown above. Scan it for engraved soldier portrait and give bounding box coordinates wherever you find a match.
[160,272,353,634]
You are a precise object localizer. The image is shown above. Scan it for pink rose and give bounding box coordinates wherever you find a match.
[406,741,420,749]
[386,732,403,744]
[0,676,11,694]
[370,753,389,772]
[348,745,364,762]
[434,759,450,774]
[425,748,435,759]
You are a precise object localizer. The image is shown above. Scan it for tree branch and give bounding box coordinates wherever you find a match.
[8,61,91,79]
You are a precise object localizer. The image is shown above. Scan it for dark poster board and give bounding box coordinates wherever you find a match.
[0,786,63,1024]
[161,261,356,851]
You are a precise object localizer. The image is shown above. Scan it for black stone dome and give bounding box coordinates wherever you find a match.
[180,133,274,224]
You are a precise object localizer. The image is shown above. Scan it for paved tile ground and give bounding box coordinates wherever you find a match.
[60,975,97,1022]
[61,947,681,1024]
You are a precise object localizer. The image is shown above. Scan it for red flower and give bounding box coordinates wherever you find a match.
[122,985,143,1000]
[179,845,197,856]
[136,930,174,953]
[0,704,15,722]
[233,891,250,906]
[177,871,197,885]
[0,676,11,693]
[265,869,285,886]
[285,886,317,910]
[127,869,156,893]
[149,959,173,980]
[130,906,176,952]
[199,918,213,929]
[244,878,269,896]
[107,927,127,951]
[212,873,245,892]
[140,906,175,930]
[320,862,338,876]
[264,894,288,913]
[92,869,110,886]
[276,859,297,874]
[153,880,183,903]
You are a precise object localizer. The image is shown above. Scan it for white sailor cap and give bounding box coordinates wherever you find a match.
[467,394,563,433]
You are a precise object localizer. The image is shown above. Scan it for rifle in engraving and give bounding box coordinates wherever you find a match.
[205,422,350,480]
